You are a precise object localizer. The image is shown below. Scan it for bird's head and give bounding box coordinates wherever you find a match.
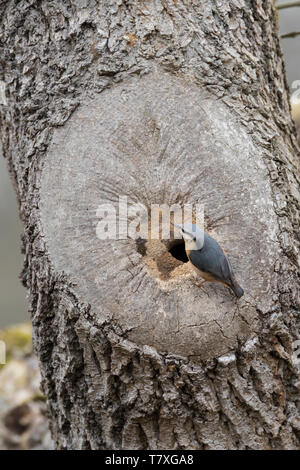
[172,222,204,251]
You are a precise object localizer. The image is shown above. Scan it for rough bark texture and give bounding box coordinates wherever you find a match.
[0,0,299,450]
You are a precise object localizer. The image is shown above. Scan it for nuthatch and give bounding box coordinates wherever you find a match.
[172,222,244,298]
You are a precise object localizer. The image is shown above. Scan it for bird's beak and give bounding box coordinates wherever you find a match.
[171,221,181,230]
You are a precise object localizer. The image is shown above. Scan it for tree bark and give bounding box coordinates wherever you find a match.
[0,0,299,450]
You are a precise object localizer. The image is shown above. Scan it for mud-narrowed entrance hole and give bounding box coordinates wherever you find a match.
[136,237,189,280]
[168,241,189,263]
[136,238,188,264]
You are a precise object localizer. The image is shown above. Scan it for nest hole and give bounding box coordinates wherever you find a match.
[168,241,189,263]
[136,237,189,280]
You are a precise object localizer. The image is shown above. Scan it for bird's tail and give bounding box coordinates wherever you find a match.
[228,277,244,298]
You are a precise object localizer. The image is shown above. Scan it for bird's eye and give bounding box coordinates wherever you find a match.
[193,237,196,241]
[182,229,185,233]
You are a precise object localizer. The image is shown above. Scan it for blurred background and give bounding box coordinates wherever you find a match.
[279,1,300,90]
[0,143,27,328]
[0,1,300,329]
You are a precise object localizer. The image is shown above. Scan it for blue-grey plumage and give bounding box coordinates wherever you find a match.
[172,222,244,298]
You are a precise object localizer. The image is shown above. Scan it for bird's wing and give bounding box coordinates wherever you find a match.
[189,246,232,284]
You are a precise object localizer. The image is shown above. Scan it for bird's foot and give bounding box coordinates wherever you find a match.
[192,279,207,289]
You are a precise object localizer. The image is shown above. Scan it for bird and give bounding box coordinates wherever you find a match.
[172,222,244,298]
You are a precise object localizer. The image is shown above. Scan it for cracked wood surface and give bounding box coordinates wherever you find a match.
[40,71,273,359]
[0,0,299,450]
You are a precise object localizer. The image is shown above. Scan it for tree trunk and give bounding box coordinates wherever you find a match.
[0,0,299,450]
